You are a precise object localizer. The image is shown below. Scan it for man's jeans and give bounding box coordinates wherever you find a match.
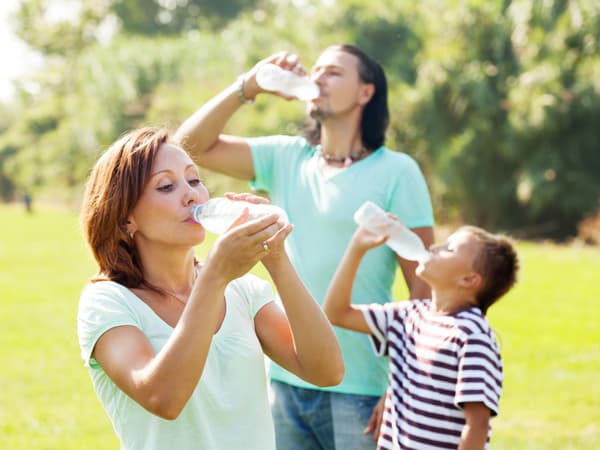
[271,380,379,450]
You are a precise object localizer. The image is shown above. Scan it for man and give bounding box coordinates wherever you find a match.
[175,44,435,450]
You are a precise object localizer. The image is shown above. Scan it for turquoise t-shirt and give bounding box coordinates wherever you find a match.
[77,275,275,450]
[249,135,434,396]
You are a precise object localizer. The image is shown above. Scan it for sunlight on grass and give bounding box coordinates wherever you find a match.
[483,242,600,449]
[1,204,598,448]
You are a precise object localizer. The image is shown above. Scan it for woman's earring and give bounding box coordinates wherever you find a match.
[128,230,135,240]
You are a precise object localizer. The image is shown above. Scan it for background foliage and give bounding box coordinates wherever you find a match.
[1,204,599,448]
[1,0,599,239]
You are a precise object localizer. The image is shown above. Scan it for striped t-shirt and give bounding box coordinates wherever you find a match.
[358,299,502,450]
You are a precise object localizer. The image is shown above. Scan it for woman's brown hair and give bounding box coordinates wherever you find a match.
[81,127,168,287]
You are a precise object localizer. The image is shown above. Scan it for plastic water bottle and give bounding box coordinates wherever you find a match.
[256,63,320,100]
[190,197,288,234]
[353,201,430,262]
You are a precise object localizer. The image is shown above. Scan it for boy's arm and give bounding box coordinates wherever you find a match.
[324,227,388,333]
[457,402,491,450]
[323,245,371,333]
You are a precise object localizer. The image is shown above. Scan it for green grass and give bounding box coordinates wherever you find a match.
[0,204,598,449]
[486,241,600,449]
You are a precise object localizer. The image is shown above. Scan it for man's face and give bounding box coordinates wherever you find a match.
[307,49,366,121]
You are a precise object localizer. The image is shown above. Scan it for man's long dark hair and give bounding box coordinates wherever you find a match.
[303,44,389,151]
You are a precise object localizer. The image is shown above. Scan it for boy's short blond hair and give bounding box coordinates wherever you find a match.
[460,226,520,315]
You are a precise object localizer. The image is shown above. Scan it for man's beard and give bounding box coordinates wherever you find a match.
[309,105,329,123]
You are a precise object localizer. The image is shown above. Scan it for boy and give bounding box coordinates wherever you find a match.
[324,224,519,450]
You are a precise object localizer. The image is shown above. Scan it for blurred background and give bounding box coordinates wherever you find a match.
[0,0,598,242]
[0,1,599,449]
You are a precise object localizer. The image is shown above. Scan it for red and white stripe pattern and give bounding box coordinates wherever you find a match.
[359,299,502,450]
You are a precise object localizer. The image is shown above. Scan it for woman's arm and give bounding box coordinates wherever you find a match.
[253,222,343,387]
[92,270,229,420]
[255,259,344,387]
[92,212,284,419]
[257,226,345,386]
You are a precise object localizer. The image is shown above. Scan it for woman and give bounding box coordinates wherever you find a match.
[77,127,344,450]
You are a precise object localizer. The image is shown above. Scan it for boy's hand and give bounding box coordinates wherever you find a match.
[363,394,385,441]
[351,225,389,254]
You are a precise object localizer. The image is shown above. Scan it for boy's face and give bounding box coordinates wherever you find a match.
[416,229,481,290]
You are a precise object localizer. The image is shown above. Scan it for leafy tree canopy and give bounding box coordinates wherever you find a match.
[2,0,599,239]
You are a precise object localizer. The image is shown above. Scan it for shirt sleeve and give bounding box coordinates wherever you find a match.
[356,302,399,357]
[247,135,307,193]
[454,332,503,416]
[77,282,141,369]
[248,136,277,192]
[387,154,434,229]
[229,274,275,318]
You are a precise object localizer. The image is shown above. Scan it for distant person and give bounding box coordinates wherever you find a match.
[324,223,519,450]
[77,127,343,450]
[175,44,435,449]
[23,191,32,213]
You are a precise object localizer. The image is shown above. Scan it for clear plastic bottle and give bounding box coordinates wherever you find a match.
[256,63,320,101]
[190,197,289,234]
[353,201,430,262]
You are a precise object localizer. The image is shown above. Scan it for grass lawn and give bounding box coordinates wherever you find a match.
[0,204,598,449]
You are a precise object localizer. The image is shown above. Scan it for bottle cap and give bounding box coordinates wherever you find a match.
[189,204,205,223]
[294,83,320,101]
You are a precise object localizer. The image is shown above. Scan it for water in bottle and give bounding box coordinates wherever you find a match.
[353,201,430,262]
[256,63,320,101]
[190,197,288,234]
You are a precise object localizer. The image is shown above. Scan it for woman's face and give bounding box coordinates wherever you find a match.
[126,143,209,249]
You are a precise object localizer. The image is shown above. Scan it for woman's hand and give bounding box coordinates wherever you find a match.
[203,209,283,284]
[224,192,291,264]
[261,223,293,268]
[224,191,271,205]
[225,193,292,256]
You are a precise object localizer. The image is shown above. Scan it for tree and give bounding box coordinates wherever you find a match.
[2,0,598,239]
